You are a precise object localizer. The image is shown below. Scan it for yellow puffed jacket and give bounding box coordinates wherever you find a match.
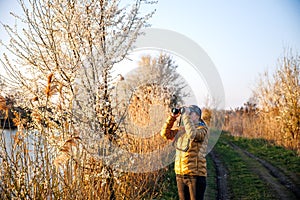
[161,113,208,176]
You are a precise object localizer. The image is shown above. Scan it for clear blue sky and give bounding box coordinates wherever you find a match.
[1,0,300,109]
[148,0,300,109]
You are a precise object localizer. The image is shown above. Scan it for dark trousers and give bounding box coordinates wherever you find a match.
[176,174,206,200]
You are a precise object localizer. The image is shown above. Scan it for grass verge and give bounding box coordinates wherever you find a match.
[205,154,217,200]
[229,135,300,177]
[213,133,276,199]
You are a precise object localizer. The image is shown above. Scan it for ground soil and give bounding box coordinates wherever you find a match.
[210,140,300,200]
[209,150,230,200]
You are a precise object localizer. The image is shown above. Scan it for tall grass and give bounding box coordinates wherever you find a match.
[0,82,174,199]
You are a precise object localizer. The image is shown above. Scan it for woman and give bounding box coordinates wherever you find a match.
[161,105,208,200]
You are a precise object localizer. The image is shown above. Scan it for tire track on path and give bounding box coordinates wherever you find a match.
[228,142,300,200]
[209,150,230,200]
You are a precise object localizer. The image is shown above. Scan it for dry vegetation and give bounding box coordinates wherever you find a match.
[0,4,188,193]
[0,59,181,199]
[224,52,300,154]
[0,0,298,199]
[0,0,181,199]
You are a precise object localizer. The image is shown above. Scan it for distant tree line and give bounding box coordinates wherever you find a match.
[223,51,300,154]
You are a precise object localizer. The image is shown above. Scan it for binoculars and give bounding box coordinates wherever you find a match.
[171,107,185,115]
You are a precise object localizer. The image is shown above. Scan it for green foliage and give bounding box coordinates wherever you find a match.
[231,136,300,177]
[214,134,276,199]
[159,164,179,200]
[205,155,217,199]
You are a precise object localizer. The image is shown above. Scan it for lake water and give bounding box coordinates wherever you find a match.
[1,129,18,155]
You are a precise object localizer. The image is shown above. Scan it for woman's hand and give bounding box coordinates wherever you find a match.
[171,113,180,118]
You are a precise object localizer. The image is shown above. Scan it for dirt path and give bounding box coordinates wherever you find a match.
[209,139,300,200]
[209,150,230,200]
[228,142,300,200]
